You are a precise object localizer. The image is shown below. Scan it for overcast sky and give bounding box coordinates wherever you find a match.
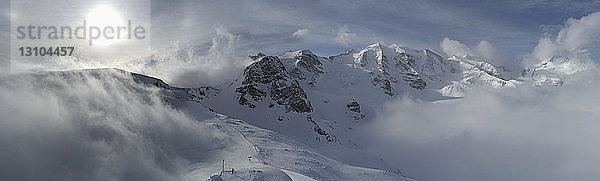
[3,0,600,64]
[3,0,600,84]
[149,0,600,62]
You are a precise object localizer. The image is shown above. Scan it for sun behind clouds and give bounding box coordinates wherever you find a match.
[86,5,125,46]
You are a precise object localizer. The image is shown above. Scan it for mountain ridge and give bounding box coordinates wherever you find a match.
[24,42,591,180]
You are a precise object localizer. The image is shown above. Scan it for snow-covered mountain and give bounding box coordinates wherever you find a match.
[441,55,519,97]
[329,43,518,97]
[125,68,416,180]
[185,43,524,175]
[522,55,592,86]
[2,68,412,181]
[9,42,589,181]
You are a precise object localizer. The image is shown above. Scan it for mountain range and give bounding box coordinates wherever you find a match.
[12,42,591,180]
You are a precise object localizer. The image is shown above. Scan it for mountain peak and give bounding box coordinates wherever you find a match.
[297,49,315,55]
[249,52,267,61]
[280,49,317,59]
[366,42,384,49]
[236,55,312,113]
[522,55,592,86]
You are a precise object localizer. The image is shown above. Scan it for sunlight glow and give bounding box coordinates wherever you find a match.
[86,5,125,46]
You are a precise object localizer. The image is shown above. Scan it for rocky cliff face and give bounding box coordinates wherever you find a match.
[220,43,524,147]
[109,43,593,178]
[132,72,219,102]
[169,43,527,156]
[236,55,312,113]
[280,50,324,87]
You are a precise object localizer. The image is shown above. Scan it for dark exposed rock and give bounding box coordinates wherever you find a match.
[394,52,427,90]
[402,73,427,90]
[346,101,361,113]
[307,115,337,142]
[249,52,266,61]
[236,56,312,113]
[371,74,394,96]
[346,101,366,121]
[286,50,324,86]
[131,72,220,102]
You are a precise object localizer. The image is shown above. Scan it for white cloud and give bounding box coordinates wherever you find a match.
[336,25,356,47]
[528,11,600,64]
[441,37,472,57]
[474,40,498,60]
[365,70,600,181]
[556,12,600,52]
[292,28,310,38]
[441,37,512,68]
[125,27,251,87]
[0,70,212,181]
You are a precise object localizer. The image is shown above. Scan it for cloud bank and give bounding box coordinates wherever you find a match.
[528,11,600,65]
[10,1,600,88]
[335,25,356,47]
[377,12,600,180]
[149,0,600,61]
[365,68,600,181]
[441,37,511,68]
[0,69,211,181]
[292,28,310,39]
[125,27,251,87]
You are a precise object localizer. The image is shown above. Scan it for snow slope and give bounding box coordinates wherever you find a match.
[85,68,411,180]
[197,43,521,173]
[440,55,518,97]
[522,55,593,86]
[4,35,597,180]
[10,42,579,181]
[184,114,411,181]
